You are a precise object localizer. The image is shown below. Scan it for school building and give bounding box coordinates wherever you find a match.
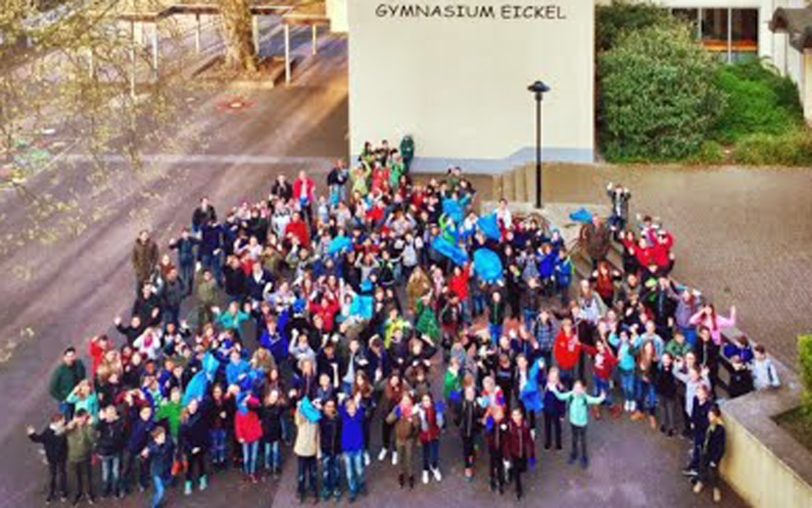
[325,0,812,172]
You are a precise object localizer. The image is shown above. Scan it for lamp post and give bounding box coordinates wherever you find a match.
[527,80,550,209]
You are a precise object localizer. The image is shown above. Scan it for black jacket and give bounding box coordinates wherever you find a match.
[29,426,68,464]
[95,419,126,456]
[319,415,342,456]
[703,423,726,465]
[455,399,482,439]
[654,363,678,400]
[726,365,754,398]
[180,410,210,453]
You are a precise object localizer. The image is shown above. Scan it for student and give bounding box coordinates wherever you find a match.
[385,392,419,489]
[235,391,263,482]
[416,393,444,484]
[684,385,713,477]
[552,380,606,469]
[340,397,367,502]
[484,404,509,494]
[725,355,754,398]
[142,426,175,508]
[319,398,343,501]
[553,318,582,388]
[50,347,87,420]
[752,345,780,391]
[503,407,536,500]
[27,414,69,503]
[455,385,482,481]
[610,329,637,412]
[542,367,566,450]
[655,353,680,436]
[294,398,321,503]
[123,404,154,494]
[66,409,96,506]
[261,389,286,478]
[180,399,209,494]
[692,404,726,503]
[95,405,126,499]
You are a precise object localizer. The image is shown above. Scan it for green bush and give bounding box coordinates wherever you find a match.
[599,24,726,162]
[712,61,804,143]
[800,335,812,410]
[685,141,726,165]
[734,131,812,166]
[596,0,676,53]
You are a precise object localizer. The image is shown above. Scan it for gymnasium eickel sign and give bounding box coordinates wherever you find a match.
[373,3,567,19]
[348,0,595,172]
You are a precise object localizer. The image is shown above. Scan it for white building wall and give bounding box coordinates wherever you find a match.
[348,0,596,172]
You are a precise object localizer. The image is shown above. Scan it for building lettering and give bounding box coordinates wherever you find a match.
[375,3,566,20]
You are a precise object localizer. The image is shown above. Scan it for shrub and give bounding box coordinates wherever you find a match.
[599,24,726,162]
[685,141,726,165]
[800,335,812,410]
[734,131,812,166]
[595,0,676,53]
[712,60,804,143]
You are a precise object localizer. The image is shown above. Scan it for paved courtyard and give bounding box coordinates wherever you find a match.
[1,31,809,508]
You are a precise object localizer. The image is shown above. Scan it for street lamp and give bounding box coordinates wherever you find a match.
[527,80,550,209]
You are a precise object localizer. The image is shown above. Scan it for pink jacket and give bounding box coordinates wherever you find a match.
[689,308,736,345]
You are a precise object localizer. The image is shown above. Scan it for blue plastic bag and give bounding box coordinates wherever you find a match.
[473,248,503,284]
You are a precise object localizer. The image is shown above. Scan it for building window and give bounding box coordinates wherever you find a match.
[670,7,759,64]
[731,9,758,62]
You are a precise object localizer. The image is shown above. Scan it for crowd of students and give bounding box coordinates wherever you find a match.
[30,141,783,507]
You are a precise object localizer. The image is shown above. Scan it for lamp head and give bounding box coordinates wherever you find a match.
[528,80,550,100]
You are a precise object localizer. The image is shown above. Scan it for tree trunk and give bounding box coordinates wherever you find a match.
[218,0,258,73]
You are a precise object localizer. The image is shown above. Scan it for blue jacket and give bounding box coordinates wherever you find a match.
[542,386,566,417]
[200,224,222,256]
[127,414,156,454]
[340,406,366,453]
[260,330,289,365]
[148,439,175,479]
[554,256,573,287]
[538,251,558,279]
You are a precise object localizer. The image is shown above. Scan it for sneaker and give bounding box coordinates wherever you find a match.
[422,470,429,484]
[398,474,405,489]
[682,468,698,477]
[185,481,193,496]
[364,452,371,466]
[712,487,721,503]
[378,449,387,462]
[693,481,704,494]
[530,429,536,440]
[391,451,398,466]
[432,467,442,482]
[667,429,675,438]
[580,457,589,469]
[408,476,415,489]
[199,475,208,491]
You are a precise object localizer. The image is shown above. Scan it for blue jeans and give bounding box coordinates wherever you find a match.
[100,455,120,495]
[242,441,259,475]
[472,293,486,317]
[637,379,657,416]
[344,451,365,497]
[523,310,538,332]
[619,370,635,402]
[489,324,502,346]
[180,260,195,295]
[209,430,227,464]
[321,454,341,496]
[201,252,222,285]
[593,377,612,406]
[264,441,281,471]
[421,439,439,471]
[151,475,165,508]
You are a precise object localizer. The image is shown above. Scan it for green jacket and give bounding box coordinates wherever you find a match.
[49,362,86,402]
[553,390,604,427]
[67,424,96,463]
[196,278,217,306]
[156,401,183,439]
[443,370,462,400]
[665,338,692,359]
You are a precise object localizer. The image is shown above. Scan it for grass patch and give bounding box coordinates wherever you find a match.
[774,406,812,453]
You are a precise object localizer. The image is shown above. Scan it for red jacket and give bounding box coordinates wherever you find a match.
[293,177,315,204]
[285,220,310,248]
[583,345,618,381]
[651,233,674,268]
[235,398,263,443]
[553,331,582,371]
[89,340,107,377]
[503,420,535,460]
[309,298,340,333]
[418,405,441,444]
[449,266,471,301]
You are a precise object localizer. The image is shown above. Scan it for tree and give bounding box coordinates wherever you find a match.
[219,0,257,72]
[598,24,726,161]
